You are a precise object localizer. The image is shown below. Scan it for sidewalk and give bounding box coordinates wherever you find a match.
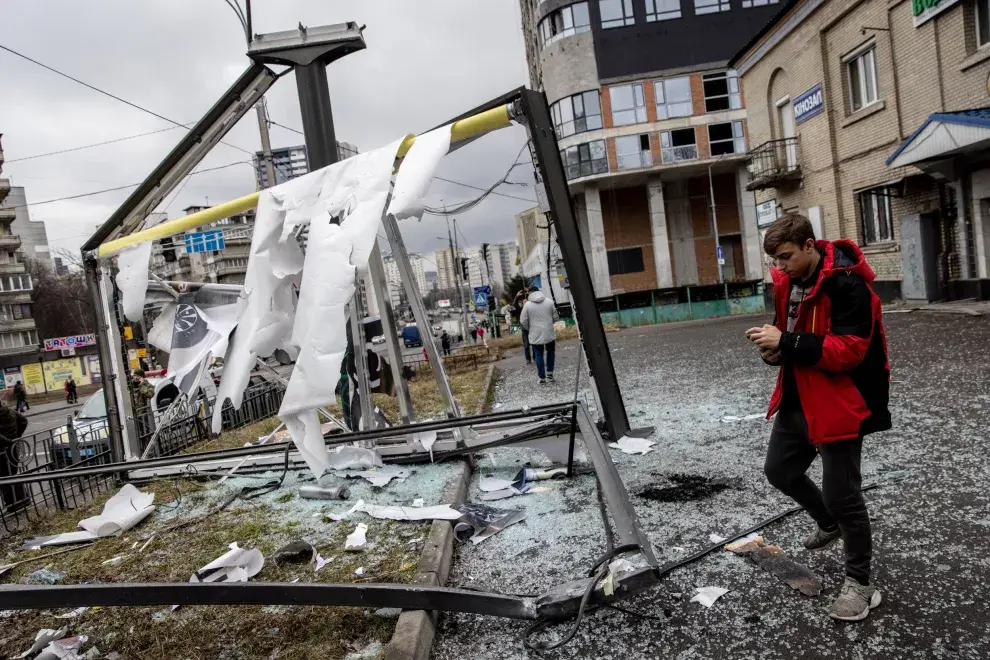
[20,399,84,418]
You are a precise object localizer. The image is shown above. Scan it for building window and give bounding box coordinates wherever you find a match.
[610,83,647,126]
[846,45,878,112]
[560,140,609,180]
[0,274,32,292]
[615,135,653,170]
[859,190,894,244]
[660,128,698,163]
[600,0,635,27]
[550,91,603,139]
[694,0,730,14]
[646,0,682,20]
[607,247,645,275]
[702,71,741,112]
[538,2,591,49]
[741,0,778,6]
[978,0,990,48]
[654,77,693,119]
[708,121,747,156]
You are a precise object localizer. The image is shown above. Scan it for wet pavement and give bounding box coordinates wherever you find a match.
[433,312,990,659]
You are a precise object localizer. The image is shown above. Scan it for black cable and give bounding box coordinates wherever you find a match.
[6,127,182,163]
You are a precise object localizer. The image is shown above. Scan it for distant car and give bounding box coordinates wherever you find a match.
[371,335,386,345]
[401,325,422,348]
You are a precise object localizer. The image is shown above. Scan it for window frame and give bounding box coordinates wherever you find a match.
[606,247,646,275]
[537,2,591,49]
[707,121,747,156]
[599,0,635,28]
[741,0,778,7]
[702,71,742,113]
[858,189,894,245]
[560,140,609,180]
[693,0,730,14]
[654,76,693,120]
[609,83,648,126]
[978,0,990,49]
[550,90,603,139]
[844,42,879,113]
[615,134,654,170]
[645,0,682,21]
[660,128,699,163]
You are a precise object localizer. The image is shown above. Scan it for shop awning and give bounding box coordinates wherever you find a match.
[887,108,990,168]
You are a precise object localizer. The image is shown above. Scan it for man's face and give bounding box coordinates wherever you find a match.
[769,239,815,278]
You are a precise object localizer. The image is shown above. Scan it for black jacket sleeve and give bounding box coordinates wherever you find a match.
[761,314,782,367]
[778,272,873,368]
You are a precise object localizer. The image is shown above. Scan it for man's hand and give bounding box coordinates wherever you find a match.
[746,324,782,351]
[761,347,783,364]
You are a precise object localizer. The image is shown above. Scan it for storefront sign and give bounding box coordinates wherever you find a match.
[913,0,960,27]
[757,199,779,228]
[43,334,97,351]
[42,358,85,391]
[3,367,22,389]
[21,363,44,394]
[793,84,824,124]
[87,355,102,384]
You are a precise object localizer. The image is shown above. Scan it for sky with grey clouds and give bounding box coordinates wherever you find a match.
[0,0,536,272]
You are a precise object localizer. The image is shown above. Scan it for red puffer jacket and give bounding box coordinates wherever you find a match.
[768,239,891,443]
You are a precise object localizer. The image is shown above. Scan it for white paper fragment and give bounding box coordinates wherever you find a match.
[345,523,368,551]
[16,627,68,659]
[413,430,438,461]
[355,503,462,521]
[338,468,406,488]
[328,499,364,522]
[327,447,383,471]
[479,477,516,493]
[722,413,765,422]
[608,436,656,455]
[53,607,89,619]
[691,586,729,608]
[479,487,527,502]
[115,242,152,323]
[411,499,424,508]
[315,553,333,573]
[25,485,155,548]
[724,533,763,551]
[190,542,264,584]
[139,536,155,553]
[387,126,452,220]
[355,567,365,577]
[101,555,125,566]
[36,635,89,660]
[147,302,176,352]
[709,533,727,544]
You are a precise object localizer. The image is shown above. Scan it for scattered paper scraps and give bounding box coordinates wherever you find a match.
[15,627,68,659]
[608,436,656,455]
[337,468,408,488]
[345,523,368,551]
[354,503,461,522]
[709,533,727,544]
[190,542,264,584]
[24,484,156,549]
[690,586,729,608]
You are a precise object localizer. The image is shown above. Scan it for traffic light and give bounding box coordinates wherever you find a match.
[460,257,469,279]
[481,243,489,263]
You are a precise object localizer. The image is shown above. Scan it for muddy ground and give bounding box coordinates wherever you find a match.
[433,311,990,660]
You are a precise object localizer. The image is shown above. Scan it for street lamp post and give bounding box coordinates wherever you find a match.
[708,153,730,305]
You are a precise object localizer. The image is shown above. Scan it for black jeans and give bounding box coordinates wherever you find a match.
[764,408,872,584]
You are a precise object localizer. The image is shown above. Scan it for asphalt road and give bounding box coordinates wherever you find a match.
[433,310,990,660]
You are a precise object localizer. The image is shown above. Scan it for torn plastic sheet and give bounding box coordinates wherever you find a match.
[354,502,461,521]
[413,430,438,461]
[114,241,152,323]
[345,523,368,551]
[15,627,67,659]
[190,542,264,584]
[23,485,155,548]
[167,292,241,397]
[36,635,89,660]
[726,537,822,596]
[387,126,452,221]
[690,586,729,608]
[454,504,526,545]
[147,302,176,352]
[326,446,383,471]
[609,436,656,455]
[338,468,408,488]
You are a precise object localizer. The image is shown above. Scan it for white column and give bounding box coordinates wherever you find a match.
[736,167,763,281]
[970,171,990,279]
[584,184,612,297]
[647,179,674,288]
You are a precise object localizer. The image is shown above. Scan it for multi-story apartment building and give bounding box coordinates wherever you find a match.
[518,0,781,313]
[150,207,255,286]
[434,247,464,291]
[732,0,990,302]
[0,135,40,360]
[381,253,430,311]
[253,141,360,189]
[466,242,520,292]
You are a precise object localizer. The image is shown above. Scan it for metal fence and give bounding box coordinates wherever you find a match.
[0,381,285,535]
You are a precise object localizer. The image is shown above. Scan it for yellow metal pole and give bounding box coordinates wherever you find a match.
[97,104,512,258]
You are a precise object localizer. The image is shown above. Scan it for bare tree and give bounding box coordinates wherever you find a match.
[24,254,94,339]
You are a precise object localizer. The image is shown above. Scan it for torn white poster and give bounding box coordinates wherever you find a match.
[454,504,526,545]
[24,485,155,548]
[339,469,408,488]
[326,446,383,471]
[387,127,453,220]
[35,635,89,660]
[355,502,461,521]
[15,627,67,659]
[345,523,368,551]
[114,242,152,323]
[690,586,729,608]
[413,430,438,460]
[479,477,516,493]
[190,542,264,584]
[608,436,656,455]
[315,553,333,573]
[166,291,241,397]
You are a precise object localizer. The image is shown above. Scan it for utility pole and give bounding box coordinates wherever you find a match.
[708,154,730,305]
[452,217,469,340]
[255,99,277,189]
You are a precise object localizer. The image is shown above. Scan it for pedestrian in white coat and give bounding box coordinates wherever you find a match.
[520,288,559,384]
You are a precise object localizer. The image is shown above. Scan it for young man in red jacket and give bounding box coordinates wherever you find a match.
[747,213,891,622]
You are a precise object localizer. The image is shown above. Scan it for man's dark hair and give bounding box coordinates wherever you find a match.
[763,213,816,255]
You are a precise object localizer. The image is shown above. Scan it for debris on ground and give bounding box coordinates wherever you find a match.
[454,504,526,544]
[15,627,67,659]
[608,436,656,455]
[36,634,93,660]
[337,468,409,488]
[315,553,333,572]
[354,502,461,521]
[326,446,383,470]
[345,523,368,551]
[299,484,350,500]
[709,533,727,544]
[725,536,822,596]
[52,608,89,620]
[721,413,765,422]
[636,474,734,502]
[190,542,264,583]
[23,485,155,549]
[274,541,315,565]
[690,586,729,608]
[27,569,66,585]
[100,555,126,566]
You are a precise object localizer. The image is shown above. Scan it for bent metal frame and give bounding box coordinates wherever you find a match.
[0,23,659,626]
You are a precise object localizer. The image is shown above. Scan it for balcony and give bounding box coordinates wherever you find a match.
[0,318,36,332]
[0,179,10,197]
[661,145,699,164]
[0,262,27,275]
[215,263,247,278]
[0,344,38,357]
[0,292,31,304]
[746,137,802,191]
[0,207,14,221]
[0,234,21,250]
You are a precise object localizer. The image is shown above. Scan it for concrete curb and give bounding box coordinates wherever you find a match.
[384,363,498,660]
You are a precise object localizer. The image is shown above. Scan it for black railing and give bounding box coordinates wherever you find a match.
[746,137,801,190]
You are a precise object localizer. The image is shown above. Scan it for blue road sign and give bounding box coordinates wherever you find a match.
[473,292,488,306]
[185,230,226,253]
[473,285,492,297]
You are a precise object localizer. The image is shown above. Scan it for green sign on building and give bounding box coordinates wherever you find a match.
[912,0,960,26]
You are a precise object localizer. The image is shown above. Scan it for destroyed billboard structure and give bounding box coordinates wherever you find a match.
[0,22,660,645]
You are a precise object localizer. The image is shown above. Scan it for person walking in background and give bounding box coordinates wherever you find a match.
[13,382,28,413]
[477,325,487,348]
[64,376,78,404]
[520,287,559,385]
[747,213,890,622]
[440,330,451,357]
[470,326,478,343]
[512,287,532,364]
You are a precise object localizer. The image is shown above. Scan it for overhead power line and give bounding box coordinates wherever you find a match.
[6,127,183,163]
